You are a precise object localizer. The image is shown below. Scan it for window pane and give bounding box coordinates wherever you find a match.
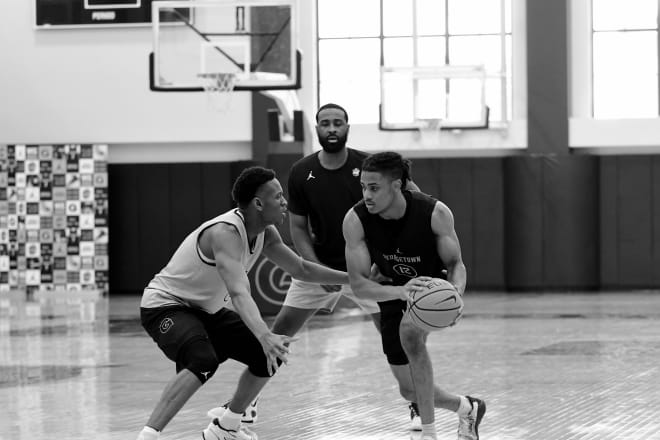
[505,34,512,120]
[384,37,414,67]
[318,0,380,38]
[485,78,503,122]
[447,79,483,122]
[417,36,446,66]
[382,73,415,124]
[504,0,512,33]
[417,78,446,120]
[319,38,381,123]
[416,78,487,124]
[448,0,503,35]
[417,0,445,36]
[594,74,658,118]
[449,35,503,72]
[593,0,657,31]
[383,0,412,36]
[593,31,658,118]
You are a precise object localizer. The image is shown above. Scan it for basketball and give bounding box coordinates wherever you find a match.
[407,278,463,331]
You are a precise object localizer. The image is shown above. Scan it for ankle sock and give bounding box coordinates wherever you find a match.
[457,395,472,416]
[138,426,159,440]
[421,423,437,439]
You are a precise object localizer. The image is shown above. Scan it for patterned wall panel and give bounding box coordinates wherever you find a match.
[0,144,109,295]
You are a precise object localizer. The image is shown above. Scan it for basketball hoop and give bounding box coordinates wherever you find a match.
[415,118,443,147]
[197,72,237,113]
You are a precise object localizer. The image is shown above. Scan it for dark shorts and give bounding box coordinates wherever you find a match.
[140,305,271,377]
[378,299,409,366]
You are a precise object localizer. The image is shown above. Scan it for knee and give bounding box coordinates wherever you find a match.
[271,308,306,336]
[248,357,283,378]
[180,338,220,384]
[399,321,425,353]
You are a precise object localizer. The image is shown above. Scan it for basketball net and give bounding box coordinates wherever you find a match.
[416,118,443,148]
[198,73,236,113]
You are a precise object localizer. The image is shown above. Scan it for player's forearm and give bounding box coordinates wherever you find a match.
[230,292,270,339]
[350,276,406,302]
[447,262,467,295]
[294,259,349,284]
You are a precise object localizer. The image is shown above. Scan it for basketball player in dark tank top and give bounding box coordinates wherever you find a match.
[343,152,486,440]
[207,103,427,432]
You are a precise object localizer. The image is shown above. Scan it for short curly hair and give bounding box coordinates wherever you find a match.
[316,103,349,123]
[231,166,276,208]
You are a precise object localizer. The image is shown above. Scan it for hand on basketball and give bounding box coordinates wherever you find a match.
[258,333,299,376]
[320,284,342,293]
[401,276,433,300]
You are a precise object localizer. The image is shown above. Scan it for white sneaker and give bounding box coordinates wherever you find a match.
[202,419,258,440]
[409,402,422,431]
[207,398,259,425]
[457,396,486,440]
[136,426,159,440]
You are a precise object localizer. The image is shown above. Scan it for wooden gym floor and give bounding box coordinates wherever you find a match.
[1,290,660,440]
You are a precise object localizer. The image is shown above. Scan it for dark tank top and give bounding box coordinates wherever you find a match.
[353,190,446,286]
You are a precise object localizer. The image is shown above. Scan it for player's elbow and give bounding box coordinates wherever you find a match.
[288,257,313,281]
[447,259,466,274]
[348,275,368,298]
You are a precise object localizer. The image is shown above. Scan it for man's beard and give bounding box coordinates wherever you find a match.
[318,132,348,153]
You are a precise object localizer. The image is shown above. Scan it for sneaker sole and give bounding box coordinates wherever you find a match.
[207,409,257,425]
[473,399,486,440]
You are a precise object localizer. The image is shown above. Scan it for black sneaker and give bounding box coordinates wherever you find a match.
[457,396,486,440]
[409,402,422,431]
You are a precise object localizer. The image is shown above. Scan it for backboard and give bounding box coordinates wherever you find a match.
[150,0,299,92]
[380,65,490,131]
[35,0,190,28]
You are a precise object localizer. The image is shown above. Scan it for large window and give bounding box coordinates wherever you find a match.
[592,0,658,119]
[317,0,514,127]
[570,0,660,149]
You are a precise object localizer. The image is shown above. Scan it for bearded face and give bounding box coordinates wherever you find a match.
[316,107,350,153]
[317,129,348,153]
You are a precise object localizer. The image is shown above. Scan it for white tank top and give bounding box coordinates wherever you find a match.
[141,209,265,313]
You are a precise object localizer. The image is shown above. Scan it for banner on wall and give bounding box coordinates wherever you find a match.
[0,144,109,295]
[247,253,291,315]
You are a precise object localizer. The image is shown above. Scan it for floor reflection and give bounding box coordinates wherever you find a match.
[0,291,659,440]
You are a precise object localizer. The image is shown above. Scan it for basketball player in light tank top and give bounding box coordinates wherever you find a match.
[135,167,350,440]
[343,152,486,440]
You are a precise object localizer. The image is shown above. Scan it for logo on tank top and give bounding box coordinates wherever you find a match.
[306,171,315,181]
[352,168,360,177]
[392,264,418,278]
[159,317,174,334]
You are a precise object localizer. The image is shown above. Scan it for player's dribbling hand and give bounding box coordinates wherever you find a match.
[401,276,433,300]
[259,333,299,376]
